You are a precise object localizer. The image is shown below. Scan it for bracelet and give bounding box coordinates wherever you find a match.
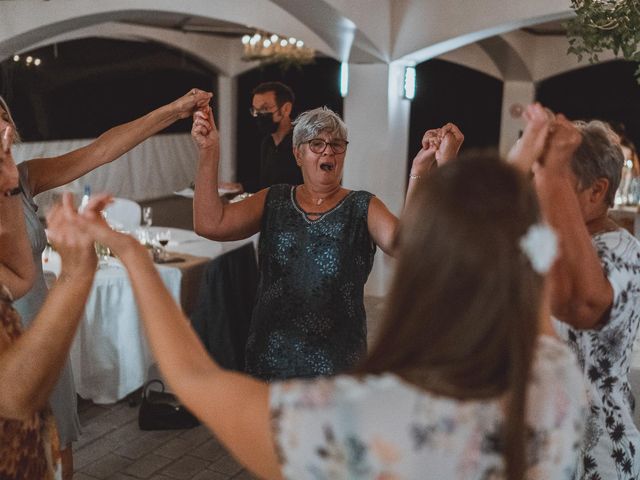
[409,174,421,180]
[4,186,22,197]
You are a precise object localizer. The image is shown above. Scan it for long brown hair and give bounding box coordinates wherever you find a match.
[358,152,543,480]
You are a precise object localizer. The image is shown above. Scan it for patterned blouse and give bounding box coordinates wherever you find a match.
[553,229,640,480]
[270,336,586,479]
[0,285,61,480]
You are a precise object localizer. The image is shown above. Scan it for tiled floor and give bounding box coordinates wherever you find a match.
[72,296,386,479]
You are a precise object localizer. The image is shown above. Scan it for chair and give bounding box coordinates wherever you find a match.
[189,243,258,371]
[104,197,142,232]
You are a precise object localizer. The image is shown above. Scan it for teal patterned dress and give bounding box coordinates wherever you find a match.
[245,184,376,380]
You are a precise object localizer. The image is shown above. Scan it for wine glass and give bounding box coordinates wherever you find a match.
[154,230,171,261]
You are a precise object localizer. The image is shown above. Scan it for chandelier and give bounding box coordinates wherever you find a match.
[241,31,314,66]
[11,54,42,67]
[566,0,640,81]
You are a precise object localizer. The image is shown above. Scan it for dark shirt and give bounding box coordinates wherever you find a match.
[258,132,302,190]
[245,184,377,381]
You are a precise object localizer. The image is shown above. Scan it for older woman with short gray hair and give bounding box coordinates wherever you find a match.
[513,106,640,479]
[193,104,464,380]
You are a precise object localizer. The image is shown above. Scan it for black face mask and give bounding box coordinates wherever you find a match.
[255,112,279,135]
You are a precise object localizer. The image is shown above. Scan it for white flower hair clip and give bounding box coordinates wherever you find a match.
[519,223,558,274]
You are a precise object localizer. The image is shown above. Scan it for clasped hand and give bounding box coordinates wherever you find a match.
[46,193,117,273]
[411,123,464,176]
[507,103,583,175]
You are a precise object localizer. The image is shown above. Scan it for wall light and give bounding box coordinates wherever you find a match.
[340,62,349,98]
[403,66,416,100]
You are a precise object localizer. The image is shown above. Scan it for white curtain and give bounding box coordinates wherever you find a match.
[13,133,198,208]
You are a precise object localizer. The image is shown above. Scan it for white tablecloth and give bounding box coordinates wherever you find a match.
[42,228,258,404]
[44,254,181,403]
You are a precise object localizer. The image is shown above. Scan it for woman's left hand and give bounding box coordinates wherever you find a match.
[46,193,112,273]
[192,106,219,151]
[173,89,213,120]
[435,123,464,165]
[0,126,19,196]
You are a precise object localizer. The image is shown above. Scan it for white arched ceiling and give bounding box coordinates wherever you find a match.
[390,0,573,64]
[438,44,502,80]
[0,0,621,85]
[19,22,257,78]
[0,0,336,62]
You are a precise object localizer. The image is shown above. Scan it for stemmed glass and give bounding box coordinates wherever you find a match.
[154,230,171,261]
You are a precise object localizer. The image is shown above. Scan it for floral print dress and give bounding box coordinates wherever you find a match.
[553,229,640,480]
[270,336,586,480]
[0,285,61,480]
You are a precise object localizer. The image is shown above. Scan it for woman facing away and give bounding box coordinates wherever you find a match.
[192,102,464,381]
[80,151,586,479]
[0,88,211,478]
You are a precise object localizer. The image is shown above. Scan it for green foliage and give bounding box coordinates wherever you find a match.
[566,0,640,81]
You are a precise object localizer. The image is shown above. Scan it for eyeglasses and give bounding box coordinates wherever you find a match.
[249,104,282,117]
[306,138,349,154]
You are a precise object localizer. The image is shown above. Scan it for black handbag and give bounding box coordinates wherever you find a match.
[138,380,200,430]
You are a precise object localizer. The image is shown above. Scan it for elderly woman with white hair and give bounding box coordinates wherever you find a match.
[511,105,640,479]
[193,105,463,381]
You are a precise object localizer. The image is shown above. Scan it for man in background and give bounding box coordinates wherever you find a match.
[250,82,302,189]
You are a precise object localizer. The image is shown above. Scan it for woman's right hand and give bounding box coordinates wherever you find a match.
[172,89,213,120]
[46,193,106,274]
[507,103,552,174]
[191,106,219,151]
[0,126,19,196]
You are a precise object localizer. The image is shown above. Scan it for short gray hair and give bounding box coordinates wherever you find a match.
[572,120,624,207]
[292,106,347,148]
[0,96,21,143]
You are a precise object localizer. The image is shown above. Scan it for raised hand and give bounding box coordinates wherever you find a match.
[191,106,219,151]
[173,89,213,120]
[0,126,19,197]
[410,129,439,176]
[436,123,464,164]
[507,103,553,174]
[46,193,105,272]
[540,114,582,174]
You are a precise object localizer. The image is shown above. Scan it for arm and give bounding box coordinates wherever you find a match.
[86,223,281,479]
[0,126,34,298]
[0,193,100,419]
[370,123,464,256]
[23,89,212,196]
[192,106,266,241]
[534,116,613,329]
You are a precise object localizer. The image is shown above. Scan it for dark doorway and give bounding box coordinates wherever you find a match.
[408,59,503,169]
[537,60,640,149]
[0,38,218,141]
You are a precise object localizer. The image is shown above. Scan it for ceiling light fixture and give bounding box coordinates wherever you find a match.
[241,30,314,66]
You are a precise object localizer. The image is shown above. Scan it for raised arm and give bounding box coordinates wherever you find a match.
[507,103,552,175]
[0,126,34,298]
[368,123,464,256]
[533,115,613,329]
[0,193,103,419]
[82,217,281,480]
[192,105,267,241]
[22,89,212,196]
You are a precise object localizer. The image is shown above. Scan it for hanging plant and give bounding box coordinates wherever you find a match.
[566,0,640,81]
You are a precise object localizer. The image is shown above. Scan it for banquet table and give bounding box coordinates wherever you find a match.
[43,227,258,403]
